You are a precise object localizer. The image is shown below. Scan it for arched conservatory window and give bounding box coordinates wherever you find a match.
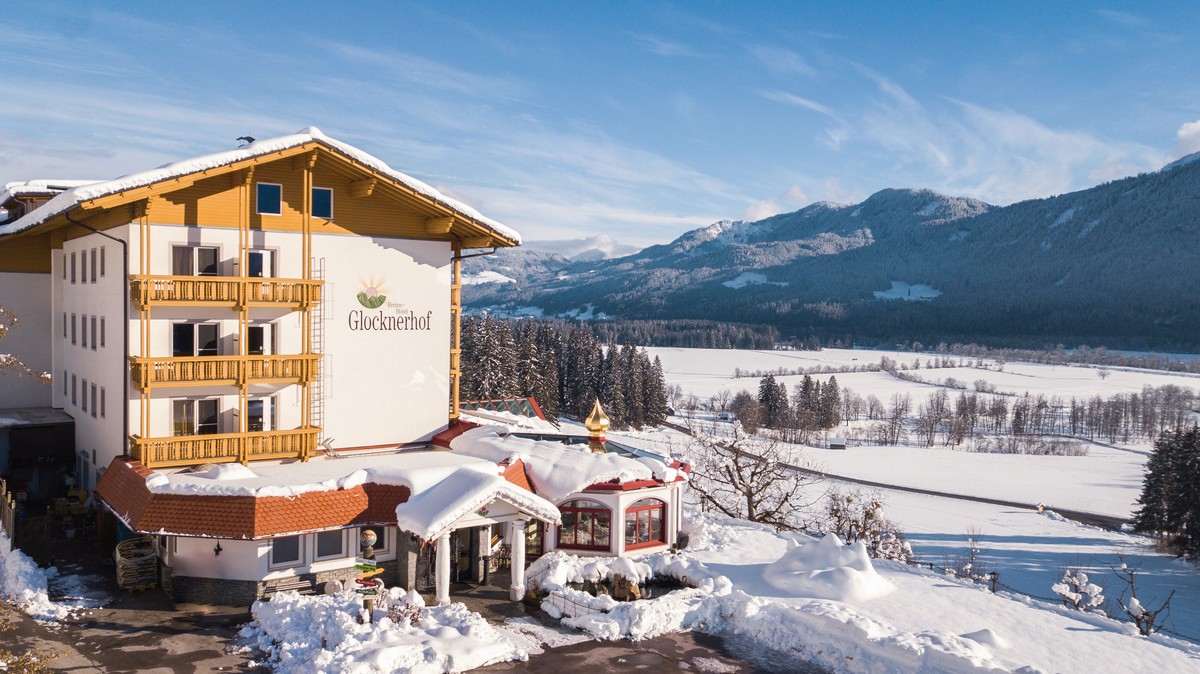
[624,498,666,549]
[557,499,611,551]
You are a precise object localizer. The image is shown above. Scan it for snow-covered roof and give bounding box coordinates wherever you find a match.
[0,127,520,244]
[394,466,560,540]
[145,450,503,498]
[133,449,559,540]
[1,179,102,204]
[450,426,660,502]
[460,407,560,433]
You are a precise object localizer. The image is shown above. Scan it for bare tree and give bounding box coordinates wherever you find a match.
[684,426,820,531]
[1110,554,1176,636]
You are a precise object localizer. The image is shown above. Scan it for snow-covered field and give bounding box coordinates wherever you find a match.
[600,346,1200,669]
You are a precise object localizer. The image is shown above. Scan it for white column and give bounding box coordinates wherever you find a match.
[435,532,451,606]
[510,520,527,601]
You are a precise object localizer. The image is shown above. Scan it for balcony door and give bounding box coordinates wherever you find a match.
[173,323,219,357]
[247,323,275,356]
[172,245,219,276]
[173,399,219,436]
[247,396,276,432]
[248,250,275,278]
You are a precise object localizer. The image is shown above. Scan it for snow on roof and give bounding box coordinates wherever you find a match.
[460,407,559,433]
[450,426,656,502]
[394,466,560,540]
[144,450,497,498]
[1,179,102,204]
[141,448,558,539]
[0,127,520,243]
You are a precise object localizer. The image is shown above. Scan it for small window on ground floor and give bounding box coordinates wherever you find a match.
[315,530,344,559]
[270,535,302,567]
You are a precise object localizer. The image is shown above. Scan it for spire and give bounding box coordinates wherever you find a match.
[585,398,610,452]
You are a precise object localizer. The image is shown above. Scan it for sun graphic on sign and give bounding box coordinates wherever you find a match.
[357,275,389,309]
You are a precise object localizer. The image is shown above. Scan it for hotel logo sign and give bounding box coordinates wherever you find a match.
[348,275,433,332]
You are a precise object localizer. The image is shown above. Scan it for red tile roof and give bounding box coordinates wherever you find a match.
[95,458,411,539]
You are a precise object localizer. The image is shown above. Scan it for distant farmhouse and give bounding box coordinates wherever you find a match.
[0,129,687,606]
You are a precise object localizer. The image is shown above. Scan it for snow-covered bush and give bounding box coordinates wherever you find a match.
[1052,569,1105,612]
[812,489,915,564]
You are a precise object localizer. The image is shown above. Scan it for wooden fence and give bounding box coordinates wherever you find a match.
[0,478,53,566]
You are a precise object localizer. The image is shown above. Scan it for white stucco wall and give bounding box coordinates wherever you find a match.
[0,271,53,409]
[316,234,451,449]
[58,228,131,490]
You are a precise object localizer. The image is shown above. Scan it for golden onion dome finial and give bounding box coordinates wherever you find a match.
[585,398,610,449]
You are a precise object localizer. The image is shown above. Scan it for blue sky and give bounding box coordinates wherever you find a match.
[3,2,1199,248]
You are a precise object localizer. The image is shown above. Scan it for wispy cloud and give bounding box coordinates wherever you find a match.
[749,45,817,78]
[632,33,703,58]
[759,90,838,119]
[1095,9,1151,27]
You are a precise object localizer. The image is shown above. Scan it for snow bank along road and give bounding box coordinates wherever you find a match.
[661,420,1127,530]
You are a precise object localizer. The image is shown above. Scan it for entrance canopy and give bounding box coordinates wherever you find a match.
[394,458,560,541]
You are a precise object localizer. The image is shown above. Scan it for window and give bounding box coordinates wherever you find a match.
[248,250,274,278]
[557,499,612,551]
[80,315,87,348]
[70,252,76,284]
[81,252,87,284]
[100,317,106,348]
[62,312,66,338]
[624,499,666,549]
[173,323,219,357]
[62,253,66,279]
[312,187,333,219]
[81,379,88,412]
[270,535,302,567]
[247,324,274,355]
[90,316,97,351]
[90,248,97,283]
[100,246,105,277]
[90,384,97,418]
[172,399,219,436]
[171,245,219,276]
[256,183,282,215]
[70,314,76,345]
[71,374,77,405]
[315,530,344,559]
[100,388,106,419]
[62,371,67,397]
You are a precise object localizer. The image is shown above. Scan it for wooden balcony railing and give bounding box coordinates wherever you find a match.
[129,275,322,308]
[129,427,319,468]
[129,354,320,390]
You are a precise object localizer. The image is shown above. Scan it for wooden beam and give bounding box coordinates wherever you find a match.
[457,237,492,249]
[293,150,318,171]
[350,177,376,197]
[425,217,454,235]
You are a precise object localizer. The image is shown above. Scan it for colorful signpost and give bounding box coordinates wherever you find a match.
[357,530,381,622]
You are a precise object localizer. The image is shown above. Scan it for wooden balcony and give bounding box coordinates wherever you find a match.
[129,275,322,309]
[129,354,320,390]
[129,427,319,468]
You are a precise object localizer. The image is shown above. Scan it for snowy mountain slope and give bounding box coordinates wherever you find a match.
[465,161,1200,349]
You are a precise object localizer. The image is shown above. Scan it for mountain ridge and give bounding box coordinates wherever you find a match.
[465,164,1200,349]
